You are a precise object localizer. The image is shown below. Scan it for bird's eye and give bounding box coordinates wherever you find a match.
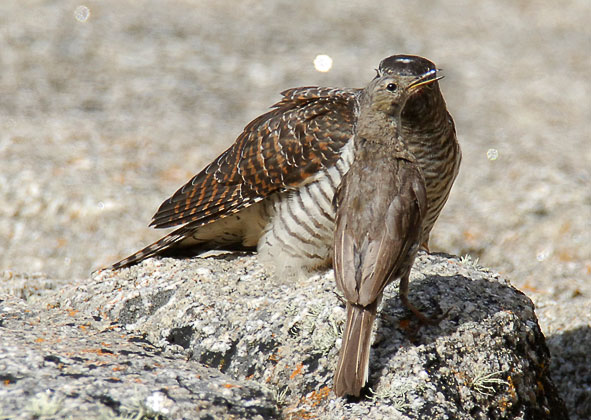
[386,83,398,92]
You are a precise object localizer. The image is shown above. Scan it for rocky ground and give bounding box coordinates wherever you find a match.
[0,0,589,418]
[0,254,569,419]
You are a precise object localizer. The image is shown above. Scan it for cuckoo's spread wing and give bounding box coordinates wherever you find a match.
[151,87,360,229]
[333,156,427,307]
[106,87,359,271]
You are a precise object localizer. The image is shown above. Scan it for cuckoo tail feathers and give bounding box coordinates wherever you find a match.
[106,225,200,270]
[104,207,263,271]
[333,300,378,397]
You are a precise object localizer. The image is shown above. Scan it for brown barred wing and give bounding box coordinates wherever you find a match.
[150,87,360,230]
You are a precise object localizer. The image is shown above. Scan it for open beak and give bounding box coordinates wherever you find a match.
[409,69,444,91]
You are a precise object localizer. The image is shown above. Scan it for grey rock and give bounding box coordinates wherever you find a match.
[47,252,566,419]
[545,324,591,419]
[0,293,278,420]
[0,0,588,416]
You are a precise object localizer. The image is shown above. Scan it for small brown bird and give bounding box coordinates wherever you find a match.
[108,55,459,280]
[332,71,439,398]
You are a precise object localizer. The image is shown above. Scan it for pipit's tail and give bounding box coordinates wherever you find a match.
[333,300,378,397]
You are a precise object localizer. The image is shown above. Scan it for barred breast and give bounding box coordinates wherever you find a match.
[257,138,355,275]
[107,55,460,273]
[405,113,461,247]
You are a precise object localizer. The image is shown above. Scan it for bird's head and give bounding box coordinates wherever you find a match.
[362,61,443,119]
[378,55,436,79]
[376,55,446,123]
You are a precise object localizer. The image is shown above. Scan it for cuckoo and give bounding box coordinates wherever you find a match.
[108,55,460,281]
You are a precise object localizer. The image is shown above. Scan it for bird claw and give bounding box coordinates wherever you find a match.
[410,305,450,326]
[400,294,450,326]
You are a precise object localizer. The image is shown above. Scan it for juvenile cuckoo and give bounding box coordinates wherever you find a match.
[109,55,460,281]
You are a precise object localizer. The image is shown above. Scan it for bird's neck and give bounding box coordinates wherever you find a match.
[401,87,448,134]
[355,108,402,147]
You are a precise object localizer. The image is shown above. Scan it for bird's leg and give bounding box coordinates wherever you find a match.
[399,273,448,326]
[419,240,430,252]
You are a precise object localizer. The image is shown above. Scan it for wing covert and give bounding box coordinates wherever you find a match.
[151,87,360,229]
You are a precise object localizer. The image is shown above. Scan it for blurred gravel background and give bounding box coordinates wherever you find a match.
[1,0,589,415]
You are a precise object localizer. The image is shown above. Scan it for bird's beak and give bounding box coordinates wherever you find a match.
[409,69,444,91]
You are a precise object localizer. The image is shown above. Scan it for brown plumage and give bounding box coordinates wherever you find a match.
[378,56,461,250]
[332,71,437,397]
[109,87,359,270]
[150,87,357,230]
[108,55,460,284]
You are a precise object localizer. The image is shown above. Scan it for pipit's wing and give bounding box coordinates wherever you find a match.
[333,151,427,397]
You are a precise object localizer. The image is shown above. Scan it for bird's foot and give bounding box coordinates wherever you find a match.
[400,295,449,326]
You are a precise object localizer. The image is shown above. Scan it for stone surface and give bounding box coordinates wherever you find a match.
[1,252,559,419]
[0,293,278,420]
[0,0,589,417]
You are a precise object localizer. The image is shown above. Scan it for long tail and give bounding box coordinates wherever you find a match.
[333,300,378,397]
[106,225,199,270]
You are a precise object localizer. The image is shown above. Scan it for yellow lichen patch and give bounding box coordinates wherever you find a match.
[81,348,115,356]
[507,375,517,401]
[290,363,304,380]
[304,386,331,407]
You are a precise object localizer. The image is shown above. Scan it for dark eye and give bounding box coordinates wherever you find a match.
[386,83,397,92]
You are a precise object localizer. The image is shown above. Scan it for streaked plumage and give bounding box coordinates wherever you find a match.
[332,70,437,397]
[378,56,461,249]
[108,55,460,279]
[110,87,359,272]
